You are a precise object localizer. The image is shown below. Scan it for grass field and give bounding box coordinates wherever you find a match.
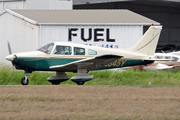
[0,86,180,120]
[1,66,180,85]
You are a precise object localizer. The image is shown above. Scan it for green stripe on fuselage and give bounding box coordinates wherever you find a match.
[14,57,82,71]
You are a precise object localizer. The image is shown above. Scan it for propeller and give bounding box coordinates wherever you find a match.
[6,41,16,70]
[7,40,12,55]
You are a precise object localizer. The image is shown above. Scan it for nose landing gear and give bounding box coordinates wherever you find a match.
[21,74,29,85]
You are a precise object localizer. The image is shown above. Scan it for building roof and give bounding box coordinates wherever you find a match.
[3,9,160,25]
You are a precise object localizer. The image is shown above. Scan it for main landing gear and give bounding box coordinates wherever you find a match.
[71,69,94,85]
[47,72,70,85]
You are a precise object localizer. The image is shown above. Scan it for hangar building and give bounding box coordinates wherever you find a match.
[73,0,180,52]
[0,9,159,63]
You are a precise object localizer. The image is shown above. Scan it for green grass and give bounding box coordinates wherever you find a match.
[88,69,180,85]
[1,67,180,85]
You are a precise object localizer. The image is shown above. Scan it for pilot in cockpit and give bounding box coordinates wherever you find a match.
[55,46,65,55]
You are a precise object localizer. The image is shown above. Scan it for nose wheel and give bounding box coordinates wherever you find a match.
[21,75,29,85]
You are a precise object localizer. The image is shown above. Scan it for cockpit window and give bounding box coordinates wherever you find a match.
[155,55,163,59]
[165,56,171,59]
[74,47,85,55]
[37,43,54,54]
[53,45,72,55]
[88,49,97,55]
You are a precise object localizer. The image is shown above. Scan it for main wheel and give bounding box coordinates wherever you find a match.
[76,82,84,85]
[51,81,61,85]
[21,77,29,85]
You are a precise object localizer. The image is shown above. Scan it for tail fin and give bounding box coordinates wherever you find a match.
[129,26,162,56]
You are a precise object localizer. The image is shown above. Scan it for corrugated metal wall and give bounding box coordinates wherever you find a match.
[38,25,143,49]
[49,0,72,10]
[0,1,25,13]
[26,0,72,10]
[26,0,49,9]
[0,12,37,64]
[0,2,3,12]
[0,0,72,12]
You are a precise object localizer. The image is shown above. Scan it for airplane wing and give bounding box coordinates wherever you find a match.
[50,54,123,72]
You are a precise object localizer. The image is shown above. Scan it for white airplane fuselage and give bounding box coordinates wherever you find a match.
[6,42,153,73]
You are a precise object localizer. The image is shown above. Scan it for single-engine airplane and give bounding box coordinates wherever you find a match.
[5,25,162,85]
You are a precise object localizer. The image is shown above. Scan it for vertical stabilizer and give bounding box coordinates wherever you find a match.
[129,26,162,56]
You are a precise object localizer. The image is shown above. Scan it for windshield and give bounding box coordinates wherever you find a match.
[37,43,54,54]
